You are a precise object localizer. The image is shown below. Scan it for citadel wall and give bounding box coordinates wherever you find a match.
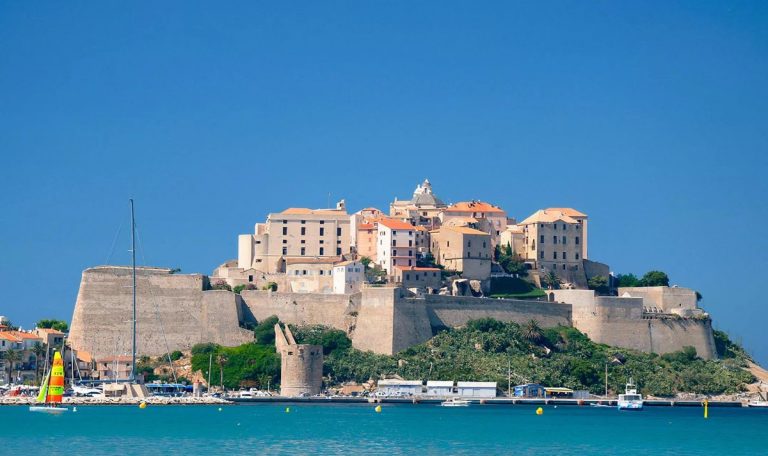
[68,267,253,359]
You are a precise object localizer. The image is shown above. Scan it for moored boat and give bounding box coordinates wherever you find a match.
[617,378,643,411]
[747,400,768,408]
[29,350,68,413]
[440,397,470,407]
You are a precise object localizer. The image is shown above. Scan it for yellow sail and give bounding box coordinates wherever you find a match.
[36,370,50,403]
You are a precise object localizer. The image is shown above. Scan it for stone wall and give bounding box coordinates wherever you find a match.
[68,266,253,358]
[239,290,360,332]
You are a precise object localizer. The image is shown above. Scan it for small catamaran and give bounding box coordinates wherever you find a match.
[30,350,68,413]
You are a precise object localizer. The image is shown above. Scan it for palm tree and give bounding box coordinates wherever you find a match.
[542,270,561,290]
[523,320,543,344]
[32,342,47,382]
[4,349,21,385]
[217,353,228,390]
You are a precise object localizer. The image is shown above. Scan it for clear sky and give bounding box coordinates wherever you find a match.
[1,2,766,364]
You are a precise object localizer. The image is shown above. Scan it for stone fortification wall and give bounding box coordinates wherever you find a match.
[68,266,253,358]
[551,289,716,360]
[239,290,360,332]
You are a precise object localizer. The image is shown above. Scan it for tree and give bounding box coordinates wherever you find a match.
[541,270,561,290]
[210,280,232,291]
[32,342,47,382]
[503,243,513,258]
[638,271,669,287]
[523,320,543,344]
[36,319,68,332]
[416,252,436,268]
[232,284,246,294]
[217,353,229,390]
[360,256,372,268]
[615,273,640,288]
[588,276,610,295]
[4,349,20,384]
[262,282,278,292]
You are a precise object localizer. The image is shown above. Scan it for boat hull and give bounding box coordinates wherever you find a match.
[617,402,643,411]
[29,406,68,414]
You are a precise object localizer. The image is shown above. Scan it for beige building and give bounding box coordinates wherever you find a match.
[499,224,525,255]
[376,218,417,274]
[440,201,508,248]
[430,226,492,280]
[333,260,365,294]
[390,179,447,229]
[517,208,587,283]
[394,266,442,290]
[285,258,338,293]
[238,201,352,274]
[355,222,378,261]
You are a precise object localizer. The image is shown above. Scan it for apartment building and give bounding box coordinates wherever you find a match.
[430,226,492,280]
[376,218,417,274]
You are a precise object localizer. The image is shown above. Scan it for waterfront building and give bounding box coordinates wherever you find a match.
[456,381,497,398]
[0,330,44,384]
[376,218,417,274]
[430,226,492,280]
[376,379,423,396]
[238,200,352,274]
[513,383,546,398]
[94,355,132,381]
[425,380,454,396]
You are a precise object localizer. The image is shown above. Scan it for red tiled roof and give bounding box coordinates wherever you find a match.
[395,266,441,271]
[377,218,416,230]
[444,201,505,214]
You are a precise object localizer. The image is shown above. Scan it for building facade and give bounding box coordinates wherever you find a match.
[394,266,442,290]
[440,201,508,247]
[333,260,365,294]
[238,201,352,274]
[430,226,492,280]
[376,218,417,274]
[517,208,587,284]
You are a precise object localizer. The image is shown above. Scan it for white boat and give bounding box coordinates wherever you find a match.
[440,397,470,407]
[617,378,643,411]
[747,400,768,408]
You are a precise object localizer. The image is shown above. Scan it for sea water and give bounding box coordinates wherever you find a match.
[1,404,766,455]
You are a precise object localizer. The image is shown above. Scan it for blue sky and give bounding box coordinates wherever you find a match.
[1,1,766,364]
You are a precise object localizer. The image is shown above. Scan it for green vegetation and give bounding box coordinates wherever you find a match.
[253,316,279,345]
[36,319,68,332]
[494,244,528,276]
[290,325,352,355]
[587,276,610,295]
[190,341,279,389]
[541,270,561,290]
[320,319,755,397]
[210,280,232,291]
[489,277,546,299]
[360,256,372,268]
[262,282,278,292]
[615,270,670,288]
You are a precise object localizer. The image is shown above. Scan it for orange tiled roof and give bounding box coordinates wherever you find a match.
[5,331,42,341]
[358,223,375,230]
[280,208,346,216]
[377,218,416,230]
[0,332,21,342]
[36,328,65,335]
[395,266,441,271]
[444,201,505,214]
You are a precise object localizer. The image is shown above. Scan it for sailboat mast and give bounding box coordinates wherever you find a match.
[130,199,137,381]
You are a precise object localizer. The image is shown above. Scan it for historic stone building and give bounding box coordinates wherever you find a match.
[274,324,323,397]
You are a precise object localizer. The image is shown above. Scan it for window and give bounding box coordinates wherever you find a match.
[301,240,306,244]
[301,227,306,236]
[320,220,324,224]
[447,241,450,247]
[408,259,412,266]
[301,247,306,256]
[553,223,557,230]
[433,272,437,277]
[563,224,567,230]
[319,240,324,244]
[553,251,558,259]
[562,264,566,270]
[562,236,567,244]
[319,270,324,275]
[553,236,558,244]
[409,231,413,235]
[302,270,307,275]
[319,247,324,255]
[540,251,544,259]
[248,275,253,282]
[393,250,397,256]
[337,227,342,236]
[282,227,287,235]
[540,235,544,244]
[575,253,580,260]
[301,220,306,224]
[483,241,486,248]
[468,241,472,247]
[393,259,397,265]
[575,265,579,270]
[336,248,341,255]
[393,230,397,235]
[408,250,412,256]
[392,240,396,246]
[406,273,410,280]
[575,236,580,244]
[282,247,287,255]
[282,220,287,224]
[320,227,325,236]
[409,240,413,246]
[563,252,567,260]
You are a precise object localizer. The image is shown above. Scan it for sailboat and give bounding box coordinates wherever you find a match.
[30,350,68,413]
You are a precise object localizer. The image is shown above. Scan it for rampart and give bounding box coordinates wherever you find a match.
[68,266,253,358]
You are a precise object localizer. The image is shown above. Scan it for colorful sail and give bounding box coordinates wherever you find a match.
[46,351,64,404]
[36,370,50,403]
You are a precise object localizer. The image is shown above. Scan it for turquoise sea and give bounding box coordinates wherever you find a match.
[2,404,766,455]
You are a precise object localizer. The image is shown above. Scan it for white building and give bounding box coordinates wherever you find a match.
[456,381,497,398]
[332,260,364,294]
[376,218,417,274]
[376,379,422,396]
[425,380,454,396]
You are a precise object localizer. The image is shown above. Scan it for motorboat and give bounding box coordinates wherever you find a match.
[747,400,768,408]
[440,397,470,407]
[617,378,643,411]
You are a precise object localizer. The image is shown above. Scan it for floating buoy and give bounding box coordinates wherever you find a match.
[375,405,382,413]
[285,407,291,413]
[218,407,222,412]
[73,407,77,412]
[139,402,147,409]
[536,407,543,415]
